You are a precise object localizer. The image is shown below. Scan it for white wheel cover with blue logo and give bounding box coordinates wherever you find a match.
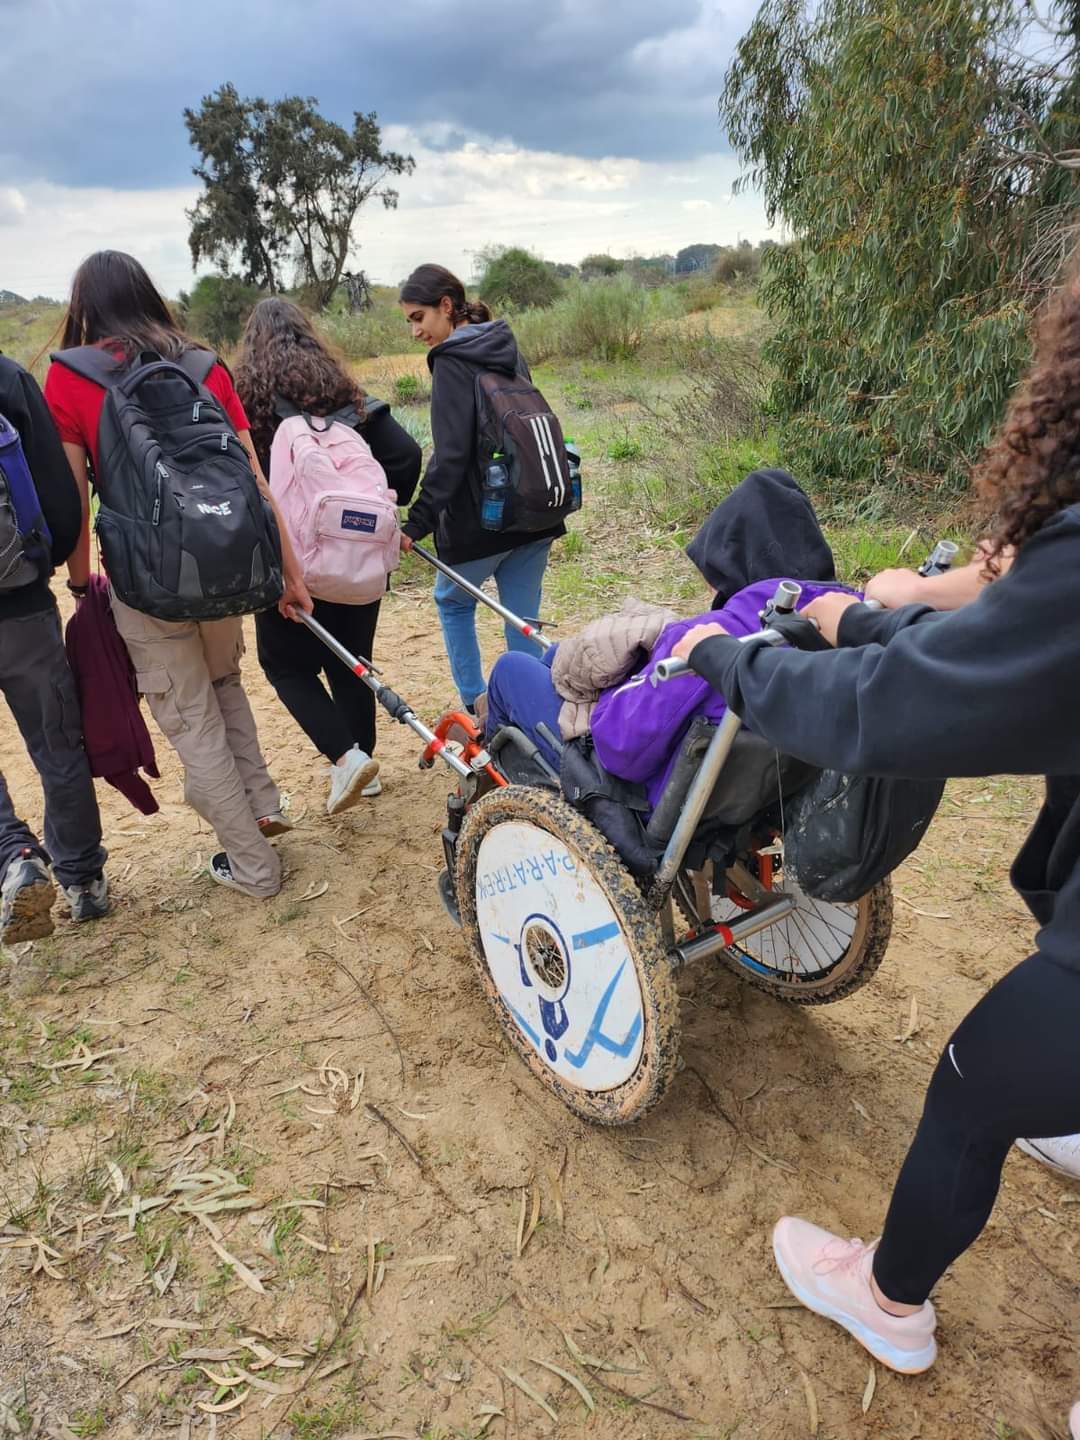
[473,820,645,1092]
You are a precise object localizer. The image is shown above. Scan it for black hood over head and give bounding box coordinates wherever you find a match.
[427,318,521,376]
[686,468,836,608]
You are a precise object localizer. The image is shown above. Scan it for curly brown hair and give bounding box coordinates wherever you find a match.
[977,258,1080,572]
[234,298,366,469]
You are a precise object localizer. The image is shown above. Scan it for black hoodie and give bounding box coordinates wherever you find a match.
[686,502,1080,974]
[402,319,566,564]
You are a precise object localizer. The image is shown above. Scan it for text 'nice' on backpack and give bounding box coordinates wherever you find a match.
[50,346,283,622]
[0,412,52,592]
[475,370,578,532]
[269,398,400,605]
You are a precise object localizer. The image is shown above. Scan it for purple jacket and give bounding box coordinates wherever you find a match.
[590,578,858,808]
[65,575,161,815]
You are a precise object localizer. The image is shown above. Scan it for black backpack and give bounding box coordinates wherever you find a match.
[475,369,575,531]
[50,346,283,622]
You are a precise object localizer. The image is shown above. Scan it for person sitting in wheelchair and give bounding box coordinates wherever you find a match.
[483,468,854,810]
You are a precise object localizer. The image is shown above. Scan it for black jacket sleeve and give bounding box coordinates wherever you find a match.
[403,355,476,543]
[0,358,82,568]
[686,507,1080,781]
[362,403,422,509]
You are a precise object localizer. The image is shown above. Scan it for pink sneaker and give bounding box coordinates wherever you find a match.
[1069,1401,1080,1439]
[772,1217,937,1374]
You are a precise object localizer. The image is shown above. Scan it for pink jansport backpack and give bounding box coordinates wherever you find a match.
[269,400,400,604]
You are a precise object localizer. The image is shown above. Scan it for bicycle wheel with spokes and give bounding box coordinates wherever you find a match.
[678,858,893,1005]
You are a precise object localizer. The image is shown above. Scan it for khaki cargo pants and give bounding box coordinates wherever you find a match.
[110,593,281,897]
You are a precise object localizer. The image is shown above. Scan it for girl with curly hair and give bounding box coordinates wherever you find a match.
[235,298,421,815]
[670,259,1080,1428]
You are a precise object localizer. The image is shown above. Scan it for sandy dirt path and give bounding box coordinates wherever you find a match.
[0,578,1075,1440]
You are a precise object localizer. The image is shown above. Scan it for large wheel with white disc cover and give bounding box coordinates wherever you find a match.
[456,787,680,1125]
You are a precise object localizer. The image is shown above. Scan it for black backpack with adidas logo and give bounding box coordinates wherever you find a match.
[50,346,283,621]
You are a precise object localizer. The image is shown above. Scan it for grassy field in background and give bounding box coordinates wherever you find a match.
[0,287,974,604]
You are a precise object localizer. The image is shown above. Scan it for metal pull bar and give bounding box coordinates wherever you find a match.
[411,543,554,651]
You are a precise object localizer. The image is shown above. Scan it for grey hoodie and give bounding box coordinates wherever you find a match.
[403,319,566,564]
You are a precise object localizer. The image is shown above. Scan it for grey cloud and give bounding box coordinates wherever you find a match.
[2,0,755,189]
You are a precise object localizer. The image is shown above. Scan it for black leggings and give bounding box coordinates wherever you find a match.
[873,953,1080,1305]
[255,598,380,761]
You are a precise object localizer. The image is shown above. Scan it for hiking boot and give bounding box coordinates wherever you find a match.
[327,747,379,816]
[772,1217,937,1374]
[1016,1134,1080,1180]
[1,852,55,944]
[63,873,109,923]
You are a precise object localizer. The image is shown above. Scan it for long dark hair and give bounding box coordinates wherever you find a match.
[60,250,195,360]
[977,256,1080,571]
[234,297,367,468]
[399,264,492,325]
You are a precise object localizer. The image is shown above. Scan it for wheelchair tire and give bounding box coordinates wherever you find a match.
[456,786,680,1125]
[677,863,893,1005]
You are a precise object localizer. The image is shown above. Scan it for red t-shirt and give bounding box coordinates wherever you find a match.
[44,350,250,476]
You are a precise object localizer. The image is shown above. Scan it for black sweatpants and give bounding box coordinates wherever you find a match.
[873,953,1080,1305]
[0,606,106,888]
[255,598,380,761]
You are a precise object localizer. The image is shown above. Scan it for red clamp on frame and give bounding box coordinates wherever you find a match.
[420,711,508,787]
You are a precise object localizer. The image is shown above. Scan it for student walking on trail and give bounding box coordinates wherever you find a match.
[671,259,1080,1429]
[44,250,313,900]
[0,352,108,943]
[398,264,572,714]
[235,298,422,813]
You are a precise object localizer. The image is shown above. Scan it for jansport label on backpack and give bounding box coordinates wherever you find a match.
[269,407,400,605]
[0,410,52,592]
[475,371,575,532]
[50,346,283,621]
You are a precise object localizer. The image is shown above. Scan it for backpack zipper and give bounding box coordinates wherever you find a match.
[153,461,168,525]
[192,401,202,422]
[221,433,228,451]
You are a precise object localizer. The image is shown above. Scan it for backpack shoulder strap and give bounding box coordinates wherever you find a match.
[177,347,219,386]
[50,346,125,389]
[356,397,388,428]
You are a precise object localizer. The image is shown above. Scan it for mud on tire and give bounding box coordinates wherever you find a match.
[456,786,680,1125]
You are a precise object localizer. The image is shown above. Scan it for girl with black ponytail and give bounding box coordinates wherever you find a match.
[398,264,564,713]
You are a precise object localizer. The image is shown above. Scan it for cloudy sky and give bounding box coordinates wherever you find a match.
[0,0,770,300]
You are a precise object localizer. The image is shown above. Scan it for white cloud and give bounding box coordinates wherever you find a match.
[0,129,770,299]
[0,188,28,226]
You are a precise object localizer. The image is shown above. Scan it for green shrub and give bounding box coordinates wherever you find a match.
[317,302,422,360]
[476,246,562,310]
[608,435,644,462]
[392,372,427,405]
[180,274,264,348]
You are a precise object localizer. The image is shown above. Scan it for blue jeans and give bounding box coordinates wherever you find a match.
[485,647,562,770]
[433,539,552,706]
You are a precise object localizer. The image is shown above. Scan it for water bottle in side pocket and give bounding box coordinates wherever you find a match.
[565,438,582,514]
[481,453,510,531]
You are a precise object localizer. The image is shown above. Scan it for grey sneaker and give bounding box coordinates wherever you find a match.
[63,872,109,923]
[1,852,56,944]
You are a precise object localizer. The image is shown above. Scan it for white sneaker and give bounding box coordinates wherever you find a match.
[327,748,379,816]
[1016,1134,1080,1180]
[361,775,382,798]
